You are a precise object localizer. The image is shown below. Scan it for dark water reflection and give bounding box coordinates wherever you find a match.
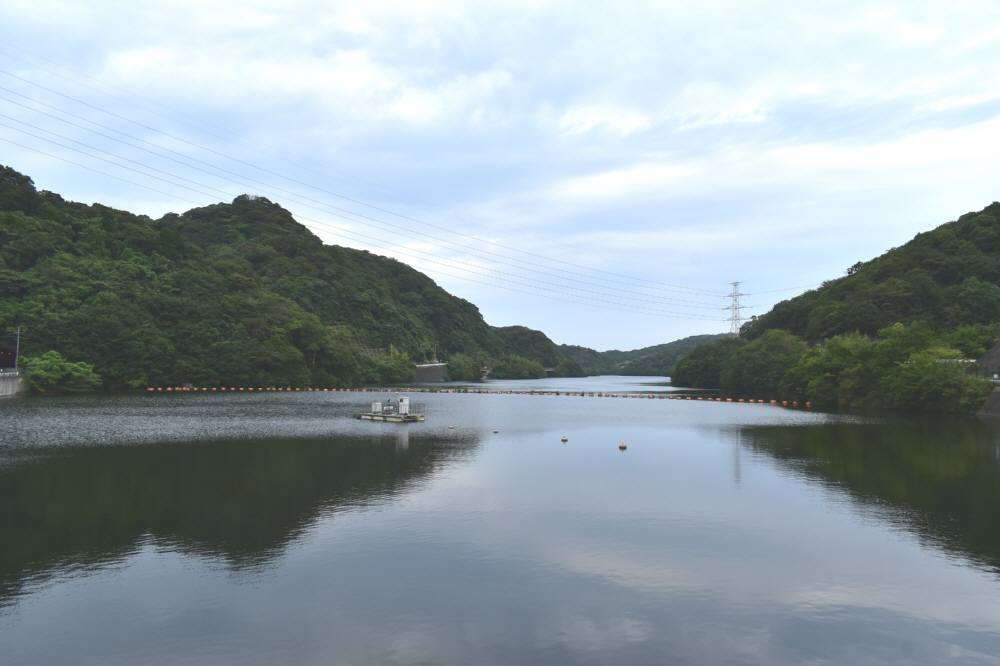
[0,385,999,664]
[0,432,476,607]
[742,418,1000,575]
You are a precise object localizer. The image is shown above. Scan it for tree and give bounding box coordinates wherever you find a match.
[490,355,546,379]
[671,337,744,388]
[371,347,416,384]
[22,351,102,395]
[555,359,586,377]
[446,353,482,381]
[881,347,990,413]
[781,332,877,409]
[0,167,41,213]
[720,330,808,397]
[954,277,1000,324]
[778,323,993,412]
[946,323,1000,358]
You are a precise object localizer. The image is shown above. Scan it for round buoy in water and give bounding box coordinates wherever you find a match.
[493,430,499,434]
[448,425,455,429]
[618,442,628,451]
[561,436,568,443]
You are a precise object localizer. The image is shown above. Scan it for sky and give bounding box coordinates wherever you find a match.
[2,1,1000,351]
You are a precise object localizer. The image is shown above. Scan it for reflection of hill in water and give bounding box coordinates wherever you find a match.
[743,419,1000,574]
[0,432,477,606]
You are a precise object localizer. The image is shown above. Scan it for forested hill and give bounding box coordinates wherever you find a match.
[672,201,1000,413]
[0,166,575,388]
[743,202,1000,341]
[561,334,727,376]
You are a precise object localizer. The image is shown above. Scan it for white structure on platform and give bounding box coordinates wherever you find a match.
[358,396,425,422]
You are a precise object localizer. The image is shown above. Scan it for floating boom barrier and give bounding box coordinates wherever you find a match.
[142,385,812,409]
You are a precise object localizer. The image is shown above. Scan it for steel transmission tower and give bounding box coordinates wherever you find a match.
[726,282,747,336]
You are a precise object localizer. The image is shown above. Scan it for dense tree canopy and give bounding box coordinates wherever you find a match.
[720,330,809,398]
[21,350,101,395]
[490,354,546,379]
[669,337,743,389]
[442,352,483,381]
[673,323,993,413]
[743,202,1000,341]
[0,166,582,389]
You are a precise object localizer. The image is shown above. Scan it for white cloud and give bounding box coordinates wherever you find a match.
[916,91,1000,113]
[557,104,651,137]
[101,43,514,130]
[549,162,697,200]
[670,81,769,131]
[772,116,1000,172]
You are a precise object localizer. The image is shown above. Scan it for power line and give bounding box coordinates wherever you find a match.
[0,88,727,308]
[743,283,819,295]
[0,92,736,311]
[0,65,829,330]
[303,223,726,319]
[0,67,725,297]
[1,53,726,320]
[0,114,728,312]
[0,45,388,194]
[0,117,235,200]
[0,136,217,202]
[1,57,822,312]
[6,44,729,322]
[0,134,726,322]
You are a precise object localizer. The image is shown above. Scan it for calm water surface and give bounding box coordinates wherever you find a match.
[1,376,999,664]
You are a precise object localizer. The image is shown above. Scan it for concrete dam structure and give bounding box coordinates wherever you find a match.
[414,363,449,383]
[0,371,24,397]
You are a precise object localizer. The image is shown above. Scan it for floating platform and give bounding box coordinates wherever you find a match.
[358,412,425,423]
[357,397,426,423]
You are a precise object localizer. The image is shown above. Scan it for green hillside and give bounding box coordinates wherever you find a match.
[0,166,572,389]
[672,202,1000,413]
[561,334,726,376]
[744,202,1000,341]
[558,345,630,375]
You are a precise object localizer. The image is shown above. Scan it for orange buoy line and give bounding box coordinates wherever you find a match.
[140,384,814,409]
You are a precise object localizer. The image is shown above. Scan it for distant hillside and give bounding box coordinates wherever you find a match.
[0,166,571,388]
[559,345,628,375]
[494,326,567,368]
[561,334,727,376]
[744,202,1000,341]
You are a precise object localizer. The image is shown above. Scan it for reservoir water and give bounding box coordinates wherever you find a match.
[1,376,999,664]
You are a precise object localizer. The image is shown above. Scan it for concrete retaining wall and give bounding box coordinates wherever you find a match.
[414,363,449,383]
[0,373,24,397]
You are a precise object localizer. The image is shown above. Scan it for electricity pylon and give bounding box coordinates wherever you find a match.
[727,282,747,336]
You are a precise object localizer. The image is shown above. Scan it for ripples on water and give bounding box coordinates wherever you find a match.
[1,377,999,665]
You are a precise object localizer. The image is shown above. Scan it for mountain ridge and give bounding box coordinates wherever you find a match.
[560,334,728,376]
[0,165,718,388]
[743,201,1000,341]
[0,166,555,387]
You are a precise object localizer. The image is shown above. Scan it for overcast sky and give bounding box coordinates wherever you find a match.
[3,1,1000,350]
